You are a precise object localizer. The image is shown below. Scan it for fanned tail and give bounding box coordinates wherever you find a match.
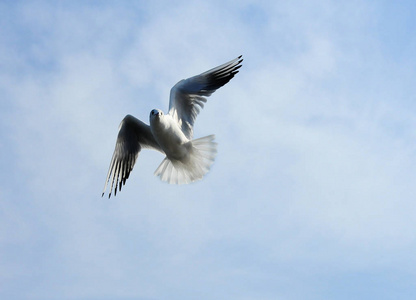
[154,135,217,184]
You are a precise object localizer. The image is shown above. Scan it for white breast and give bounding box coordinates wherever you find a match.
[150,114,190,160]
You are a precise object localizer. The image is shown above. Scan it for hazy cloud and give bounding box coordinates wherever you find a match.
[2,1,416,299]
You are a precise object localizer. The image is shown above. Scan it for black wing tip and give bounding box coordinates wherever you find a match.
[206,56,243,88]
[102,165,132,199]
[102,191,112,199]
[233,64,243,72]
[102,186,111,198]
[228,55,243,67]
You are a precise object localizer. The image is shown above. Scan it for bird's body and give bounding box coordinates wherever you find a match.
[102,56,243,198]
[149,109,189,161]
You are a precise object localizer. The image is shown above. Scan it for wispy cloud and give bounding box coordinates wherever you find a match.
[1,1,416,299]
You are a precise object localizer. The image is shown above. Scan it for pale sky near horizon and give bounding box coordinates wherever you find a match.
[2,1,416,299]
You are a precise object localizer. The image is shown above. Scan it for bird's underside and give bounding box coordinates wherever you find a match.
[102,55,243,198]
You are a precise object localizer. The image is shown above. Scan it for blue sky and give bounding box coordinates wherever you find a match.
[2,1,416,299]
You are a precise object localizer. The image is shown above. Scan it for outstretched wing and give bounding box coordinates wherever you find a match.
[102,114,163,198]
[168,55,243,139]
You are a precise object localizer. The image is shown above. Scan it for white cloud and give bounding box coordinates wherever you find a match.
[2,1,416,299]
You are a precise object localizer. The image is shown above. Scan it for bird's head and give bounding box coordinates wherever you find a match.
[150,109,164,126]
[150,109,163,119]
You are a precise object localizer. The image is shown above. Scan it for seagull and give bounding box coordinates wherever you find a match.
[102,56,243,198]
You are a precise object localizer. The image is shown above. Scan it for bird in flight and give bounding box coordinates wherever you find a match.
[102,56,243,198]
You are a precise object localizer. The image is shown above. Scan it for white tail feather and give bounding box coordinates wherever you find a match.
[154,135,217,184]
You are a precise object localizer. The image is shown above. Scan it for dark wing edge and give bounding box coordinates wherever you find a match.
[102,115,162,198]
[195,55,243,96]
[168,55,243,139]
